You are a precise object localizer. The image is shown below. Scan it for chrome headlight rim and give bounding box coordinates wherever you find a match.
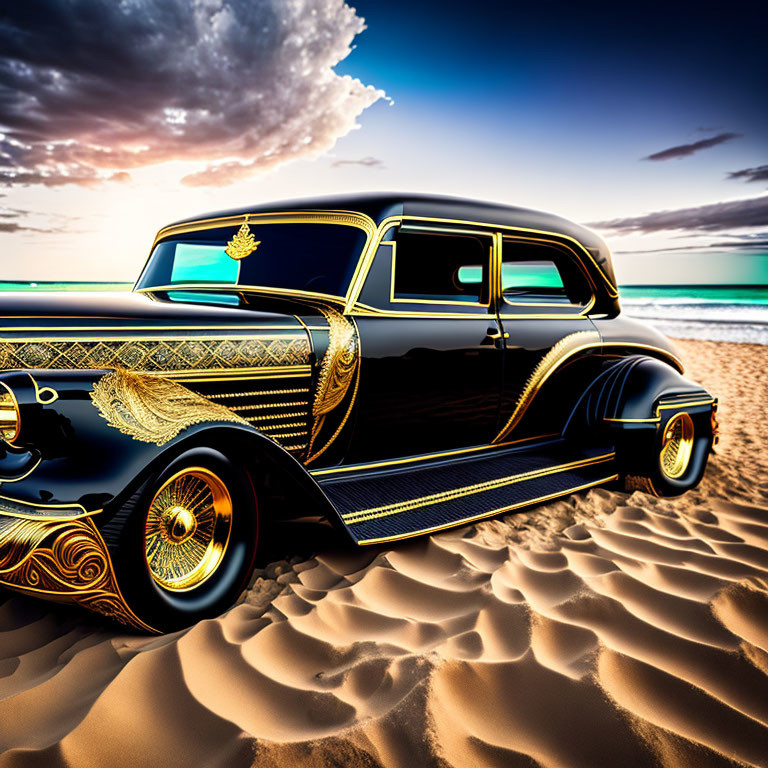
[0,381,21,445]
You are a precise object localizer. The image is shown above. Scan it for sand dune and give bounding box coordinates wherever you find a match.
[0,338,766,768]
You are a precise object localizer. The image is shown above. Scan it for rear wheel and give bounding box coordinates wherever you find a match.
[623,408,714,497]
[110,447,258,632]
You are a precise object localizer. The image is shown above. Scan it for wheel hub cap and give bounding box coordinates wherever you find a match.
[144,467,233,592]
[660,412,694,480]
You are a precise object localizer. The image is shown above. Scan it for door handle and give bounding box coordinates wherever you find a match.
[487,329,509,340]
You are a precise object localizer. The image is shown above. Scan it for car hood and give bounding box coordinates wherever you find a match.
[0,290,314,376]
[0,290,301,331]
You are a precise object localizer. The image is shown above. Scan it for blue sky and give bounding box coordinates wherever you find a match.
[0,0,765,284]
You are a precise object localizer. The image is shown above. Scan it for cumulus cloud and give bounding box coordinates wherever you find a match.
[642,132,741,161]
[0,0,385,188]
[728,165,768,184]
[587,195,768,235]
[331,155,384,168]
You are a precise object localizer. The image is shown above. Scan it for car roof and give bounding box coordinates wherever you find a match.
[166,192,617,291]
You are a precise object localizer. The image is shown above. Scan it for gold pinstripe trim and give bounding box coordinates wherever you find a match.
[229,400,307,411]
[240,411,307,422]
[258,422,307,431]
[206,388,310,399]
[310,433,560,477]
[603,397,715,424]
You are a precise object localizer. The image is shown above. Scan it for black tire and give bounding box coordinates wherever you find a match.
[109,446,259,633]
[622,409,714,497]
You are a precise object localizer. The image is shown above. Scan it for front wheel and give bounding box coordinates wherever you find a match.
[622,408,715,497]
[109,446,259,633]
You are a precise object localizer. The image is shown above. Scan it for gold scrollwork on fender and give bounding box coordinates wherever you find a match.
[0,516,154,632]
[308,307,360,459]
[493,330,601,443]
[91,367,248,446]
[0,336,309,374]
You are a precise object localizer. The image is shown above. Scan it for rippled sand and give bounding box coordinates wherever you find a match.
[0,338,766,768]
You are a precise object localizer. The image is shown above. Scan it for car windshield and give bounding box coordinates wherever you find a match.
[135,219,369,299]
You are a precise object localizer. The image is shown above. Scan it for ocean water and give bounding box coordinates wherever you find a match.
[0,281,131,292]
[0,281,765,345]
[620,285,768,345]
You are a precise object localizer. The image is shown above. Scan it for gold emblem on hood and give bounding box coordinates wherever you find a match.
[225,221,261,260]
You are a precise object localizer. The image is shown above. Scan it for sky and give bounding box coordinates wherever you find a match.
[0,0,766,285]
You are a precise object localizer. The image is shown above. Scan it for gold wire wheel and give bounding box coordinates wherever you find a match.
[660,412,695,480]
[144,467,233,592]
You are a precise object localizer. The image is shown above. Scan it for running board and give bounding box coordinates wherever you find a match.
[316,439,618,545]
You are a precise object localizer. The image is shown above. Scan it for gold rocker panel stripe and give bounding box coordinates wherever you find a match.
[91,368,248,446]
[0,336,310,374]
[356,474,619,545]
[343,452,615,525]
[0,515,154,632]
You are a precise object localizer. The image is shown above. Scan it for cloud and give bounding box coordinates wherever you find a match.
[0,0,385,188]
[587,195,768,235]
[0,205,44,232]
[727,165,768,184]
[331,156,384,168]
[0,222,42,233]
[642,132,741,161]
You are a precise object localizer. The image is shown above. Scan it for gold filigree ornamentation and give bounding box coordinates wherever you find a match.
[0,336,309,374]
[624,475,658,496]
[493,330,601,443]
[0,516,154,631]
[225,222,261,260]
[90,367,247,446]
[308,307,359,457]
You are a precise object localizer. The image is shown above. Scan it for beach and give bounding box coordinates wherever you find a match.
[0,337,765,767]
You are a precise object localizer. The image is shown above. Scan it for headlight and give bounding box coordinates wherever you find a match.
[0,385,20,443]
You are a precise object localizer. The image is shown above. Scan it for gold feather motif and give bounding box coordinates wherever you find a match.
[90,367,247,446]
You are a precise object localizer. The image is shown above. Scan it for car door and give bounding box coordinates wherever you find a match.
[493,233,600,443]
[345,221,505,463]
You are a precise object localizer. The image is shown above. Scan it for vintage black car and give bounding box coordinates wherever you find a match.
[0,194,718,631]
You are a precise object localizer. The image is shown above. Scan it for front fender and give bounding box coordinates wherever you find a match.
[0,369,343,535]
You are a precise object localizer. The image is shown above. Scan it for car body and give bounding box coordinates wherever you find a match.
[0,194,718,631]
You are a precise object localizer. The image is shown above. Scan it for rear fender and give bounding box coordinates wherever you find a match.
[564,355,716,474]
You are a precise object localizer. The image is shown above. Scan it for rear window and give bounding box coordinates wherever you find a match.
[501,239,591,307]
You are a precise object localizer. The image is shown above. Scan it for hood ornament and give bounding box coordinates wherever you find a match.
[225,221,261,260]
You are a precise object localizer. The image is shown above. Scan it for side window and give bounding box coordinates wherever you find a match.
[501,238,591,309]
[392,228,492,305]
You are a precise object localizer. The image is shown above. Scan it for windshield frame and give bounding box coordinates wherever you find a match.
[134,210,378,305]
